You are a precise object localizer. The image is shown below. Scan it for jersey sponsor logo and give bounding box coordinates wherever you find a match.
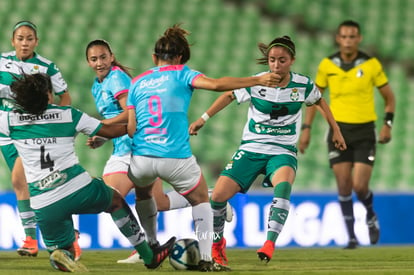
[258,88,267,97]
[144,128,167,135]
[252,122,294,135]
[4,61,12,69]
[139,75,169,89]
[144,135,167,144]
[35,170,67,190]
[270,105,289,120]
[224,161,233,170]
[18,112,62,122]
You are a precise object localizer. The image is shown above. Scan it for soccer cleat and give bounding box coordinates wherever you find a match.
[17,236,38,257]
[117,250,143,264]
[212,237,228,266]
[225,202,233,223]
[344,238,358,249]
[257,240,275,263]
[50,249,88,272]
[198,260,232,271]
[145,237,176,269]
[367,214,380,244]
[73,229,82,261]
[117,242,159,264]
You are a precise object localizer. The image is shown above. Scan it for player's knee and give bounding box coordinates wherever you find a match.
[107,190,125,213]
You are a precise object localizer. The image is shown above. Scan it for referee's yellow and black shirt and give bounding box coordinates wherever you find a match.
[315,51,388,124]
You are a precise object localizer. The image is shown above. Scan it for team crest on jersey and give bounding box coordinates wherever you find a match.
[356,69,363,78]
[290,88,299,101]
[31,65,40,74]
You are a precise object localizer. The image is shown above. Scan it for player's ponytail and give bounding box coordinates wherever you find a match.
[154,24,191,64]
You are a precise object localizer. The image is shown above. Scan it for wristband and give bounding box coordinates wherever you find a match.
[201,112,210,122]
[384,112,394,128]
[301,124,311,130]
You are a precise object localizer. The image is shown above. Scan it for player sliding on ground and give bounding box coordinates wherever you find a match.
[0,73,175,272]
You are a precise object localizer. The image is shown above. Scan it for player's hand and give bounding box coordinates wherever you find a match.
[86,136,108,149]
[298,129,311,154]
[257,72,282,87]
[378,125,392,144]
[332,131,347,151]
[189,118,206,135]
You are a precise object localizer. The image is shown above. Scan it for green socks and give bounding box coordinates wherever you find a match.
[17,199,37,239]
[266,181,292,242]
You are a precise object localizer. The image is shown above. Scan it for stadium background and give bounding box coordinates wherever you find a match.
[0,0,413,249]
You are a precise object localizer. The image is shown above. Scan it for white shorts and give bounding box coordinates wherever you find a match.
[128,155,201,195]
[103,155,130,177]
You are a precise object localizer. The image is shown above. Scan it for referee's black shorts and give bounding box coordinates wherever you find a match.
[327,121,376,167]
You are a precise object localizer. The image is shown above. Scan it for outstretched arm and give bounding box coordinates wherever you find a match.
[96,123,127,139]
[193,72,281,91]
[189,91,236,135]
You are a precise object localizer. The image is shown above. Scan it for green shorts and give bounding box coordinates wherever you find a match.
[1,144,18,171]
[34,178,114,251]
[220,150,297,193]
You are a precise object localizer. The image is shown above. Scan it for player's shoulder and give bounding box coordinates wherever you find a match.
[291,71,313,85]
[32,52,55,66]
[1,51,16,58]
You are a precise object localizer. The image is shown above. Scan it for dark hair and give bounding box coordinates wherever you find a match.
[257,35,296,65]
[85,39,133,78]
[337,20,361,34]
[153,24,191,64]
[11,73,52,115]
[13,20,38,38]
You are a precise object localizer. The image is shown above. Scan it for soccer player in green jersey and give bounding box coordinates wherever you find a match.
[189,35,346,264]
[0,20,76,258]
[0,73,175,272]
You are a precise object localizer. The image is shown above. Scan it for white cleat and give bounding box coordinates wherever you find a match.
[225,202,234,223]
[117,250,143,264]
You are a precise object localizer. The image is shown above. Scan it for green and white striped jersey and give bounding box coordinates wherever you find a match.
[0,105,102,209]
[234,71,321,156]
[0,51,68,100]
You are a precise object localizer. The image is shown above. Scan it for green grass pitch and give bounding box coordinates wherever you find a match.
[1,246,414,274]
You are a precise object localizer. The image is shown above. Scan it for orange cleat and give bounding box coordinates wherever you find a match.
[73,230,82,261]
[17,236,38,257]
[212,237,228,266]
[257,240,275,263]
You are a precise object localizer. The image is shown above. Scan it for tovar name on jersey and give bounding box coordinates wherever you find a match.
[19,112,62,122]
[29,137,57,145]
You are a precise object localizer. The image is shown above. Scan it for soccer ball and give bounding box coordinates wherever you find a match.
[50,249,74,272]
[169,238,201,270]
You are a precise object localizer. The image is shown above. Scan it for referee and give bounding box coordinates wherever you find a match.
[299,20,396,249]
